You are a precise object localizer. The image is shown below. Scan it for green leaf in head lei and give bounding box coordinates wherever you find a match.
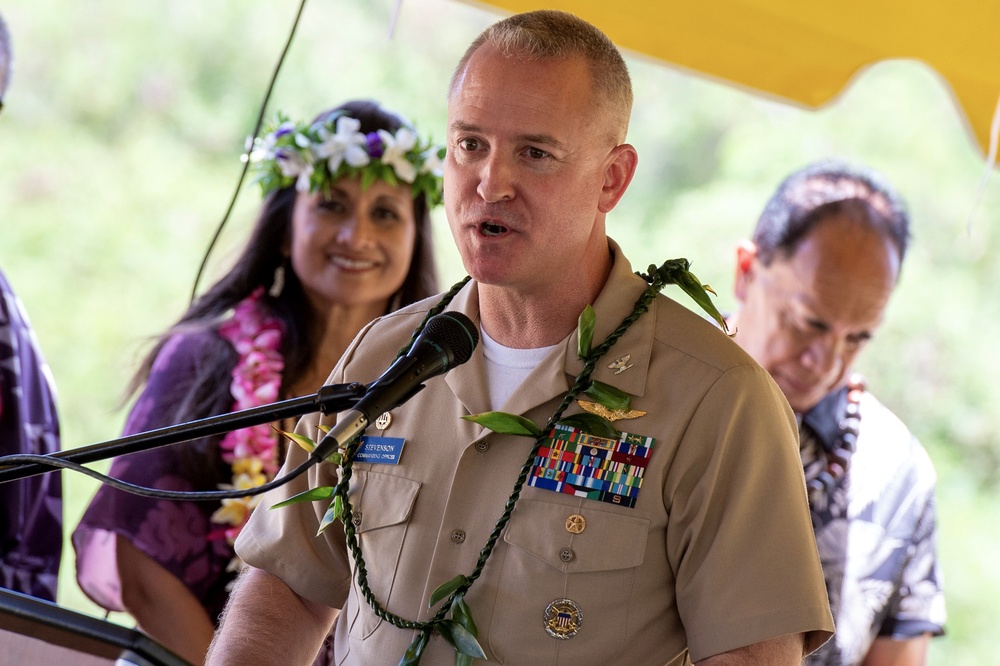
[244,111,446,207]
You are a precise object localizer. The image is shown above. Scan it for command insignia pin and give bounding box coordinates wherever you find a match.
[565,513,586,534]
[544,598,583,639]
[375,412,392,430]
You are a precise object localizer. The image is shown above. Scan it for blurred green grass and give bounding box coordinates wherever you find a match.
[1,1,998,662]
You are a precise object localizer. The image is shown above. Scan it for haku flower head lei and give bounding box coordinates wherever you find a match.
[245,111,446,207]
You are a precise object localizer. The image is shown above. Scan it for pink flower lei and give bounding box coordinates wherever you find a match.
[209,287,285,561]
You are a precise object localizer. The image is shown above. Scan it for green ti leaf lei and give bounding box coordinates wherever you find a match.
[271,258,725,664]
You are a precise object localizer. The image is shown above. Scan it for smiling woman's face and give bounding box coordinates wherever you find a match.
[289,177,417,315]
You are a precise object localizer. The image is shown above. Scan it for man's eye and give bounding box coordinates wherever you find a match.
[458,138,480,151]
[526,147,549,159]
[805,319,829,334]
[846,335,871,351]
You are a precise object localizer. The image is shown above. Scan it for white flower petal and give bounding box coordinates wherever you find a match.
[335,116,362,135]
[393,159,417,183]
[345,145,371,168]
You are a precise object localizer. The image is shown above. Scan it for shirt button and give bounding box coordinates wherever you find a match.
[451,529,467,544]
[559,548,575,562]
[474,440,490,453]
[351,511,363,527]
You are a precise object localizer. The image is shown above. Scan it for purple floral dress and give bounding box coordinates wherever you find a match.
[0,269,62,601]
[72,331,236,624]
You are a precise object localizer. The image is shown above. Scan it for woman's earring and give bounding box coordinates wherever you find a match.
[269,263,286,298]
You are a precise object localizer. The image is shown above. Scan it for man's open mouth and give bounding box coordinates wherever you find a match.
[480,221,508,236]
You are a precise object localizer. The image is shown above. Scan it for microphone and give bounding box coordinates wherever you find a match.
[310,311,479,463]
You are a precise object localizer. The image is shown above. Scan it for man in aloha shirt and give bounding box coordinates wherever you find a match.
[729,159,946,665]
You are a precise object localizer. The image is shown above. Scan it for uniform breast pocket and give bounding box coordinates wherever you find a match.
[489,498,650,665]
[344,469,421,640]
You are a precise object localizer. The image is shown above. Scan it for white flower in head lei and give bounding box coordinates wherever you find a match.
[245,110,445,207]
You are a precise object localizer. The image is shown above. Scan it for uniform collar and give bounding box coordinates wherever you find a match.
[442,239,656,422]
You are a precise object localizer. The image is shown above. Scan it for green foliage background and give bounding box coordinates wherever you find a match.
[1,1,998,662]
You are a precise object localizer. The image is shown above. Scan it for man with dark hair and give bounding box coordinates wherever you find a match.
[730,160,946,665]
[208,11,834,665]
[0,9,64,602]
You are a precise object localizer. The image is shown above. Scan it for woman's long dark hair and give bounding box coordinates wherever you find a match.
[127,100,439,482]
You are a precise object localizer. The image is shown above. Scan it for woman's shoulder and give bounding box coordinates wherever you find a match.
[150,328,230,375]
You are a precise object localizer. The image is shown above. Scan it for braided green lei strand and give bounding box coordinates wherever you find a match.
[277,258,727,665]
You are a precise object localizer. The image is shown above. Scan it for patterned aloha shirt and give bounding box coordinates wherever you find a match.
[800,386,946,665]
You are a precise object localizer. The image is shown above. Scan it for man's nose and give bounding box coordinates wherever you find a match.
[801,333,844,380]
[476,153,515,203]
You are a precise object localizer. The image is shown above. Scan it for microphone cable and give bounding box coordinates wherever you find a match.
[0,452,314,501]
[189,0,310,302]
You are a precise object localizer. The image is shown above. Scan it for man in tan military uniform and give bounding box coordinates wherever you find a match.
[208,10,834,665]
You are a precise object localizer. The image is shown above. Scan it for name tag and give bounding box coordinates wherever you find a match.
[355,436,406,465]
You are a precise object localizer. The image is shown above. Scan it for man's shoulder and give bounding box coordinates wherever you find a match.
[856,390,938,480]
[649,292,764,376]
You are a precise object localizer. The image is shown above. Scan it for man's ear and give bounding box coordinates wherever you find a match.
[734,240,758,302]
[598,143,638,214]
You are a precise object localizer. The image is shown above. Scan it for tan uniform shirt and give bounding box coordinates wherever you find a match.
[238,243,834,665]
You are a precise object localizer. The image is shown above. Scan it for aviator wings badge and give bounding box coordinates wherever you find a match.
[576,400,646,423]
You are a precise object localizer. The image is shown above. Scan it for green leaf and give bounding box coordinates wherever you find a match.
[659,259,731,336]
[398,630,429,666]
[450,594,478,638]
[558,413,620,439]
[317,495,343,536]
[577,304,595,359]
[461,412,542,438]
[455,653,474,666]
[429,574,469,608]
[436,620,487,659]
[279,429,318,453]
[269,485,335,509]
[317,424,331,434]
[584,380,631,411]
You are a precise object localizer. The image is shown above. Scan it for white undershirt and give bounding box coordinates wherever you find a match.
[480,329,558,411]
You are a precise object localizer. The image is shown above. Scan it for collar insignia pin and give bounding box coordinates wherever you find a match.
[607,354,633,375]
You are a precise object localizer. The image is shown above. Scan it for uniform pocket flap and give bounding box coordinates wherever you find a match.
[503,498,649,573]
[351,470,421,533]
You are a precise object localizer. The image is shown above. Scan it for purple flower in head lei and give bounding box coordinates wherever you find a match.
[245,111,445,206]
[365,132,384,159]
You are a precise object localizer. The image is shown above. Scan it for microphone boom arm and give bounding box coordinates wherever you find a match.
[0,382,366,484]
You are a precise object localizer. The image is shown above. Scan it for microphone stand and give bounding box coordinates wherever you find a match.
[0,382,366,484]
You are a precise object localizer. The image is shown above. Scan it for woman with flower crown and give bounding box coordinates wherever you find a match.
[72,99,443,665]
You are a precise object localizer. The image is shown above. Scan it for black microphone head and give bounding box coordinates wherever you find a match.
[419,311,478,367]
